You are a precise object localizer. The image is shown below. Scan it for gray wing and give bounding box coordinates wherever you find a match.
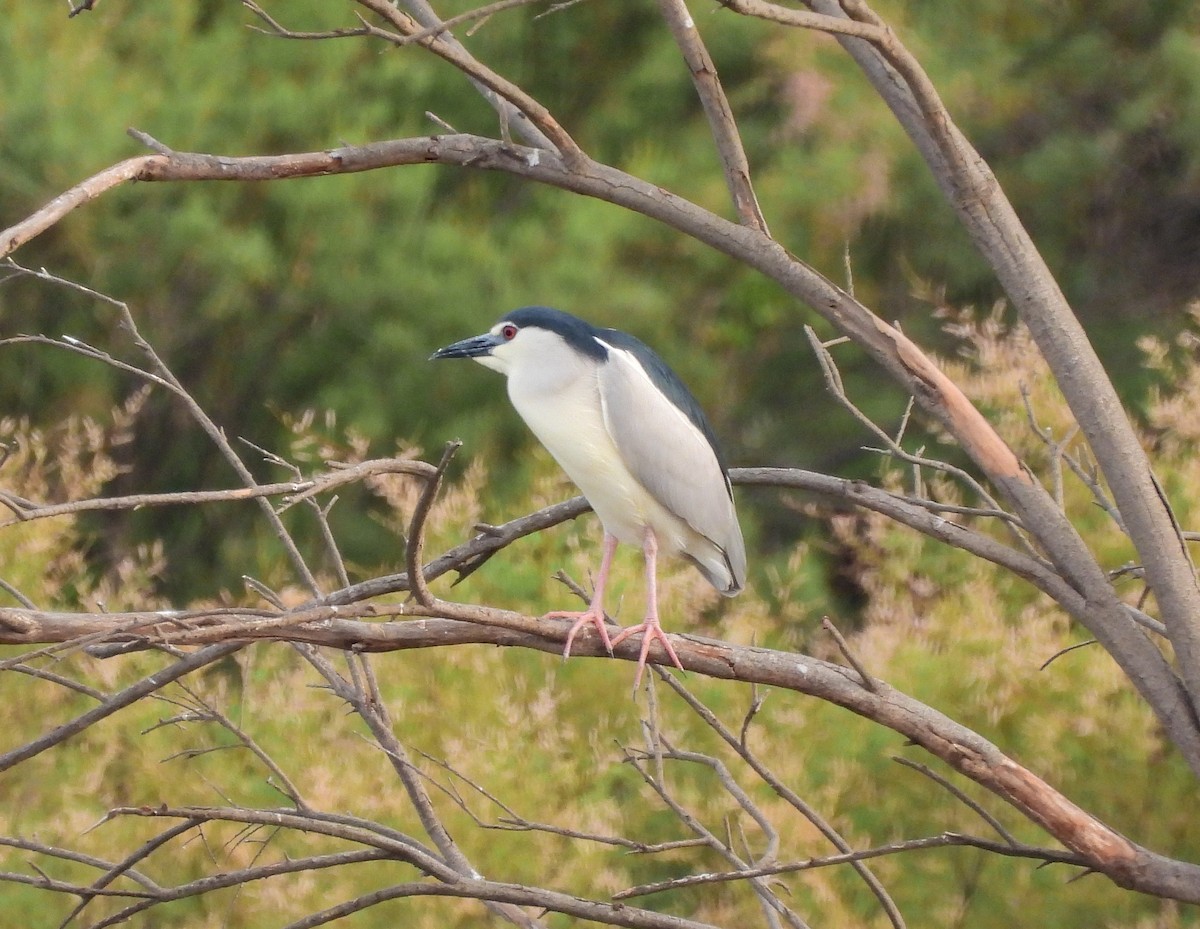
[596,343,746,590]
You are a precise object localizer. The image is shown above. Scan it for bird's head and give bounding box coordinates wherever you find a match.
[429,306,606,377]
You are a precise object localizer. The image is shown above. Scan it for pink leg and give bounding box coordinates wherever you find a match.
[546,532,618,659]
[610,527,684,687]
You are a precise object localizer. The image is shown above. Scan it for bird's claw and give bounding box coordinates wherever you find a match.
[611,619,684,689]
[547,608,615,659]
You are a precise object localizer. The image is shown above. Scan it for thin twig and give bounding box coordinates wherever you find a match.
[407,440,461,607]
[805,325,1027,549]
[0,457,433,528]
[892,756,1018,845]
[5,663,107,701]
[1039,639,1098,671]
[1,267,321,597]
[416,745,709,852]
[613,831,1087,899]
[0,643,244,773]
[167,683,309,809]
[739,685,766,751]
[79,849,397,929]
[0,576,37,609]
[623,741,806,928]
[350,0,580,162]
[297,644,545,929]
[55,821,196,928]
[821,616,877,692]
[116,304,322,596]
[0,836,160,892]
[657,673,905,929]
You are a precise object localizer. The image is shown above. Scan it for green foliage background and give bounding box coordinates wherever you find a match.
[3,1,1200,925]
[4,1,1200,593]
[3,316,1200,926]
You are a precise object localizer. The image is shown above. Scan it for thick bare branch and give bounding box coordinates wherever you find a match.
[0,462,1169,642]
[6,601,1192,903]
[788,0,1200,723]
[0,159,156,256]
[3,4,1199,915]
[3,8,1190,747]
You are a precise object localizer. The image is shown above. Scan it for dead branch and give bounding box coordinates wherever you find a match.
[2,1,1199,918]
[0,140,1181,754]
[0,457,436,527]
[158,683,309,808]
[613,831,1088,900]
[8,601,1182,900]
[797,0,1200,736]
[805,325,1021,525]
[352,0,582,162]
[80,850,393,929]
[57,819,205,928]
[656,0,769,234]
[407,441,461,606]
[0,642,244,772]
[658,673,903,926]
[15,134,1175,739]
[892,756,1017,846]
[0,836,161,893]
[291,646,545,929]
[625,739,804,928]
[821,616,877,692]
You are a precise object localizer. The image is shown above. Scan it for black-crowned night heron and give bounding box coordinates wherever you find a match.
[431,306,746,685]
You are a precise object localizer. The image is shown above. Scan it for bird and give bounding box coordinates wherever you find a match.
[431,306,746,686]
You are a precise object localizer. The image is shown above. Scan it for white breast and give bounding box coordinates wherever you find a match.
[506,361,692,553]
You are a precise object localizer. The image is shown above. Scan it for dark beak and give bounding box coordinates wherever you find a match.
[429,332,502,361]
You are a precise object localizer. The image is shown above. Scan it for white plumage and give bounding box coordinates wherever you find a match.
[432,307,745,686]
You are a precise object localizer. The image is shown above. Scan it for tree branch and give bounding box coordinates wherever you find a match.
[789,0,1200,727]
[0,642,244,772]
[6,603,1195,903]
[4,3,1200,914]
[657,0,769,233]
[352,0,583,162]
[613,831,1088,899]
[0,457,436,527]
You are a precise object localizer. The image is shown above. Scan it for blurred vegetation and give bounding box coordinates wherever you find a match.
[3,2,1200,597]
[6,4,1200,924]
[2,314,1199,926]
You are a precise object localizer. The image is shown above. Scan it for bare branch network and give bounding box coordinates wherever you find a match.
[2,0,1199,926]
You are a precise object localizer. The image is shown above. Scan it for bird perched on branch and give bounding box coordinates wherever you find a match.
[431,306,745,686]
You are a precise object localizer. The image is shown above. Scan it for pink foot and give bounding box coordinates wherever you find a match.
[611,617,684,688]
[549,533,618,660]
[546,607,615,658]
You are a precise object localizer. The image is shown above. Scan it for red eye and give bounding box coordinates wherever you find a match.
[501,324,518,341]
